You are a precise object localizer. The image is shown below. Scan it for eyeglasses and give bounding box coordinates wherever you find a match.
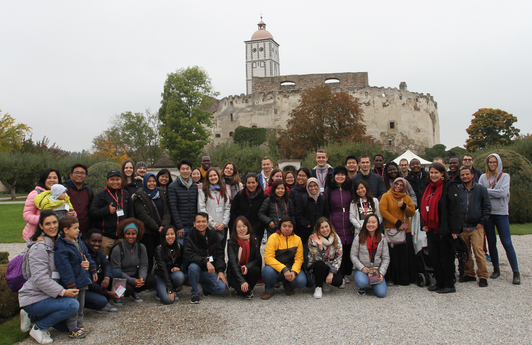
[72,172,86,176]
[463,158,472,161]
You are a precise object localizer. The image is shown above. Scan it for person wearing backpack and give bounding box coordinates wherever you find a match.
[64,163,94,237]
[109,218,155,304]
[19,210,80,345]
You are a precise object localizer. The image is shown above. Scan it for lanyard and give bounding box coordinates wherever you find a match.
[215,191,221,205]
[360,199,370,216]
[317,167,328,187]
[105,187,123,209]
[489,173,503,188]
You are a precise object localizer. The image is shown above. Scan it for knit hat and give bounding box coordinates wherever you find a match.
[50,184,67,201]
[124,222,139,234]
[333,166,348,176]
[136,161,147,169]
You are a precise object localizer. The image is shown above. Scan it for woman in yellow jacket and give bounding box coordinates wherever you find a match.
[261,216,307,300]
[379,177,416,286]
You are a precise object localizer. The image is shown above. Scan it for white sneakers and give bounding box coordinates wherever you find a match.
[20,309,31,332]
[30,325,53,344]
[313,287,323,299]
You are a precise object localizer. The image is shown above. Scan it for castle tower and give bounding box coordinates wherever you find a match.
[245,17,280,94]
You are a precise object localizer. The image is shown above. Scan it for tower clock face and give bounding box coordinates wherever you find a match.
[252,48,256,52]
[259,47,264,52]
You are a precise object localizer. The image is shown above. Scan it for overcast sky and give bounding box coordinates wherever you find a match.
[1,1,530,153]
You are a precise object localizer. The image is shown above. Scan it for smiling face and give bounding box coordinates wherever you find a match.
[208,170,219,185]
[346,159,358,173]
[316,152,328,168]
[387,165,398,179]
[165,228,176,246]
[262,159,273,173]
[308,182,319,195]
[460,168,472,184]
[275,184,285,197]
[158,173,169,187]
[236,220,249,237]
[393,180,404,193]
[462,155,473,168]
[201,156,212,171]
[124,162,134,178]
[179,164,191,180]
[487,156,498,173]
[191,169,201,182]
[45,171,59,190]
[272,171,283,182]
[136,166,147,177]
[194,215,209,233]
[223,164,234,177]
[107,176,122,189]
[334,173,346,186]
[246,177,258,193]
[356,183,367,198]
[70,167,87,185]
[284,172,295,185]
[297,171,308,186]
[86,233,102,253]
[366,216,379,234]
[449,157,461,173]
[124,228,137,244]
[40,215,58,238]
[280,221,294,236]
[410,159,421,174]
[147,176,157,190]
[319,221,331,238]
[429,168,444,182]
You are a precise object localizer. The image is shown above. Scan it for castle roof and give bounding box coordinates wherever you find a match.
[251,17,274,40]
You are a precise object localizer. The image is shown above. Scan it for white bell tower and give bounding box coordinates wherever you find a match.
[245,18,280,94]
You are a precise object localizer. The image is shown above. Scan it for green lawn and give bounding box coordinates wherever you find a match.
[0,204,25,243]
[0,315,28,345]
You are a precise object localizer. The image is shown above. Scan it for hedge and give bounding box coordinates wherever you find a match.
[85,161,121,193]
[233,126,267,146]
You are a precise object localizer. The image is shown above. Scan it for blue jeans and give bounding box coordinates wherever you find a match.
[85,290,108,310]
[262,265,307,294]
[354,269,387,298]
[23,297,79,331]
[485,215,519,271]
[177,225,194,245]
[155,271,186,304]
[187,263,227,295]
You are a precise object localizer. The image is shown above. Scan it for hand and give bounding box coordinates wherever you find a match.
[206,262,215,274]
[241,265,248,275]
[159,226,163,233]
[109,204,116,214]
[171,267,180,272]
[92,273,98,282]
[241,282,249,293]
[397,198,404,208]
[101,278,109,289]
[269,222,275,229]
[64,289,79,298]
[168,292,175,302]
[312,234,323,249]
[217,272,227,285]
[66,211,75,216]
[105,291,120,300]
[378,274,383,284]
[325,273,333,285]
[177,229,185,239]
[422,226,429,232]
[81,256,89,270]
[399,223,408,231]
[452,233,458,240]
[362,267,370,274]
[477,224,484,231]
[134,278,145,288]
[214,224,224,231]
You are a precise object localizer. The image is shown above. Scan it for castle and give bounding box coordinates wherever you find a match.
[211,18,440,154]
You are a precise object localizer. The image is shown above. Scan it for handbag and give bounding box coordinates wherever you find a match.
[385,213,407,248]
[6,252,27,292]
[305,270,315,287]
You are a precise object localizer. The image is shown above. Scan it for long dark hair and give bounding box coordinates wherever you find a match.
[160,226,180,261]
[358,214,382,245]
[156,169,173,187]
[201,167,228,202]
[121,159,136,187]
[270,180,289,202]
[352,180,376,210]
[230,216,257,249]
[267,168,283,187]
[383,161,399,190]
[30,210,59,241]
[428,162,449,182]
[222,161,241,184]
[38,168,62,190]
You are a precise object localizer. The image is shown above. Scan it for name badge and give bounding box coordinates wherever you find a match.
[320,187,325,193]
[116,209,124,217]
[215,207,223,213]
[208,256,214,262]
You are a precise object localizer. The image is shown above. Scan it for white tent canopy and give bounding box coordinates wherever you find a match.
[392,149,432,165]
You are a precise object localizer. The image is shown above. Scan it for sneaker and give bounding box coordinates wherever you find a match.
[30,325,53,345]
[338,279,346,289]
[322,283,331,292]
[459,275,477,283]
[486,253,491,262]
[344,277,351,284]
[20,308,31,332]
[131,292,143,303]
[245,291,254,300]
[77,326,87,335]
[479,278,488,287]
[357,288,366,296]
[69,327,87,338]
[113,298,122,306]
[190,294,200,304]
[313,287,323,299]
[96,303,118,313]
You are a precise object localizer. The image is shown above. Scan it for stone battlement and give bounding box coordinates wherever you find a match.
[252,72,369,93]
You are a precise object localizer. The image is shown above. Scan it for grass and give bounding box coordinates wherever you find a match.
[509,223,532,235]
[0,204,26,243]
[0,315,28,345]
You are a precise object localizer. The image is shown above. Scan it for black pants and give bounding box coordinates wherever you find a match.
[310,261,344,288]
[125,273,156,296]
[339,243,353,277]
[428,237,455,289]
[140,233,159,274]
[229,265,261,295]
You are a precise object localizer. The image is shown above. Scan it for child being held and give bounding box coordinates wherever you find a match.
[54,216,97,338]
[34,184,75,219]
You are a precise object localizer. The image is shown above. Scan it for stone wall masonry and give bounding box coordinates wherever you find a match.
[252,72,369,93]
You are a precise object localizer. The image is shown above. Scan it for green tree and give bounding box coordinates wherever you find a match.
[159,66,218,163]
[301,140,390,168]
[277,84,367,159]
[0,111,32,152]
[0,152,51,199]
[466,108,520,151]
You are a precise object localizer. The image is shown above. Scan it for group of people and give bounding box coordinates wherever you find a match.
[18,151,520,344]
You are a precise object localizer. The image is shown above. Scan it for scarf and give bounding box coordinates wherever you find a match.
[420,178,444,233]
[178,175,193,190]
[246,185,262,200]
[224,176,234,185]
[210,184,220,191]
[143,173,160,199]
[259,170,269,188]
[366,234,379,260]
[306,177,320,202]
[200,166,208,179]
[320,234,334,247]
[236,234,250,264]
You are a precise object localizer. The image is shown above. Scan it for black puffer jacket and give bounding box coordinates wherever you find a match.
[229,189,265,235]
[422,181,462,240]
[167,178,198,230]
[88,188,131,239]
[226,240,262,286]
[154,243,183,294]
[134,188,171,235]
[183,228,225,273]
[295,194,330,244]
[258,197,296,235]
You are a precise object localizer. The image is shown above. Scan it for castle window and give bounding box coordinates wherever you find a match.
[388,140,392,146]
[281,81,295,86]
[325,78,340,84]
[230,101,233,107]
[389,121,395,129]
[253,62,257,68]
[252,125,257,128]
[382,93,386,98]
[215,134,221,138]
[274,109,278,115]
[260,61,265,67]
[229,131,234,137]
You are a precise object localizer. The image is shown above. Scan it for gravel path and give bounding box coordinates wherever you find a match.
[3,235,532,345]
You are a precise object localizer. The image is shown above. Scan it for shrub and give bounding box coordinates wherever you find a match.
[86,161,121,193]
[233,126,267,146]
[204,141,275,177]
[474,149,532,223]
[0,263,20,322]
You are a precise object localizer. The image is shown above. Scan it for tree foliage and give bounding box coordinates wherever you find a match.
[92,130,129,162]
[0,152,51,200]
[0,111,32,152]
[233,126,267,146]
[159,66,218,164]
[86,161,122,193]
[422,144,468,163]
[277,84,367,159]
[204,141,275,177]
[300,140,393,168]
[465,108,520,151]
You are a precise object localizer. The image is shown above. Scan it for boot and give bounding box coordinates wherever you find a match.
[513,271,521,285]
[490,267,500,279]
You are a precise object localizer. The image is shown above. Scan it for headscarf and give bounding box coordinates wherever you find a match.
[306,177,320,202]
[143,173,160,199]
[387,177,409,202]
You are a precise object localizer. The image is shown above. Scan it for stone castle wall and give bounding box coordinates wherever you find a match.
[211,73,440,154]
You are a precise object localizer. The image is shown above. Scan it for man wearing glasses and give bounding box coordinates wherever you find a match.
[63,163,94,237]
[399,158,409,177]
[462,154,482,182]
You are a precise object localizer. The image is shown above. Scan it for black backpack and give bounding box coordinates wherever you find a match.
[109,241,142,268]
